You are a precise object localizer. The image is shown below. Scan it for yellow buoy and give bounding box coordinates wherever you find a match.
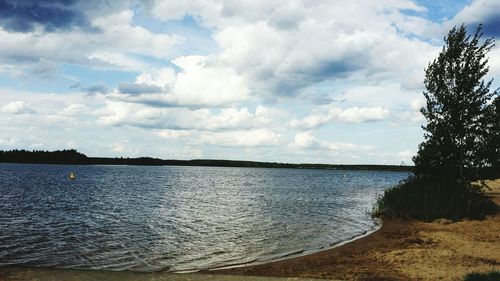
[69,172,76,180]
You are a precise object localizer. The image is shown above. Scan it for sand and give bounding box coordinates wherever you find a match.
[0,266,331,281]
[213,179,500,280]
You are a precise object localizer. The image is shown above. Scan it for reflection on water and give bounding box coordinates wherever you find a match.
[0,164,407,272]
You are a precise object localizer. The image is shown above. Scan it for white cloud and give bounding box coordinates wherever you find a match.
[170,55,251,106]
[66,139,78,149]
[398,150,414,159]
[108,55,251,107]
[135,68,177,87]
[0,137,19,146]
[268,1,306,29]
[199,129,281,147]
[253,105,289,126]
[97,100,288,132]
[334,107,390,123]
[290,112,331,129]
[1,101,34,114]
[157,129,191,139]
[97,100,159,127]
[290,106,389,129]
[450,0,500,26]
[487,46,500,84]
[148,0,285,27]
[410,98,425,111]
[203,107,253,130]
[149,0,427,28]
[395,111,425,123]
[111,143,126,153]
[61,104,88,117]
[92,10,185,59]
[341,83,427,109]
[398,150,415,165]
[292,131,373,152]
[87,51,149,71]
[391,99,425,124]
[146,0,439,102]
[293,131,320,149]
[0,9,184,73]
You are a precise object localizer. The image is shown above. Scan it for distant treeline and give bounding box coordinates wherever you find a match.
[0,149,414,172]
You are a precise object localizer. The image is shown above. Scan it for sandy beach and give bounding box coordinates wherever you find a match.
[0,266,332,281]
[214,179,500,280]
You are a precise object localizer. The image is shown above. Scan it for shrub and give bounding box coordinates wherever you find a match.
[464,270,500,281]
[373,176,498,221]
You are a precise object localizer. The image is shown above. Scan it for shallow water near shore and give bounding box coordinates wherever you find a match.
[0,163,407,272]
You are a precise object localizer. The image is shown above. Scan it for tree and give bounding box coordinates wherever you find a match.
[413,24,499,180]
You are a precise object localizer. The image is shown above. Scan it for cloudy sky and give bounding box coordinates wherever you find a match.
[0,0,499,164]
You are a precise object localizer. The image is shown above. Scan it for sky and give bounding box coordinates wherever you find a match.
[0,0,499,164]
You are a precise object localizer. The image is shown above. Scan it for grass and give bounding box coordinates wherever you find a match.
[463,270,500,281]
[372,176,498,221]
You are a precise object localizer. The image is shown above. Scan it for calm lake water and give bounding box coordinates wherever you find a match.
[0,163,408,272]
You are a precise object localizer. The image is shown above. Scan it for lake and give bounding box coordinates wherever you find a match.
[0,163,408,272]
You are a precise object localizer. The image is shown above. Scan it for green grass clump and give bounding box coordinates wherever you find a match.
[463,270,500,281]
[373,176,498,221]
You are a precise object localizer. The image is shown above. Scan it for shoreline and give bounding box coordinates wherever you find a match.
[0,161,413,173]
[207,218,383,273]
[0,266,329,281]
[0,150,413,172]
[212,179,500,280]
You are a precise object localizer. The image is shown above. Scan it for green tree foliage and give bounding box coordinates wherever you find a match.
[413,25,499,180]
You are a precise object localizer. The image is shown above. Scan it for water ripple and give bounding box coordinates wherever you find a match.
[0,164,407,272]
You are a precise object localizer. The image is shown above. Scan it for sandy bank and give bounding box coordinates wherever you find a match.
[0,266,331,281]
[213,179,500,280]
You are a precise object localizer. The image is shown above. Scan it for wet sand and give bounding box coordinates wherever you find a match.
[214,179,500,280]
[0,266,331,281]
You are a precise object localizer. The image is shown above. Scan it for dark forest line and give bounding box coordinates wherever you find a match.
[0,149,414,172]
